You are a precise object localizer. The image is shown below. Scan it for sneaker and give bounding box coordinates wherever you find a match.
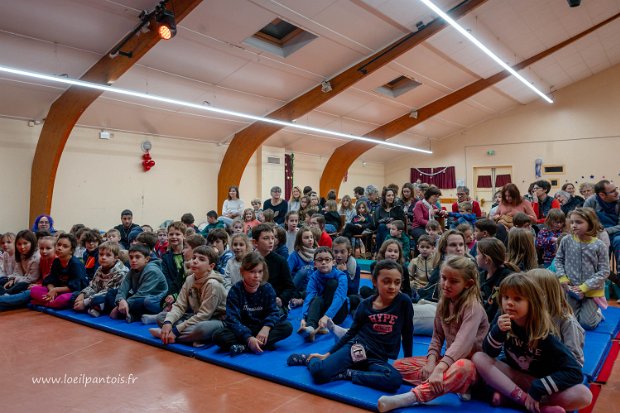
[141,314,158,325]
[230,344,246,356]
[192,342,206,348]
[457,392,471,402]
[87,308,101,318]
[288,298,304,309]
[286,353,309,366]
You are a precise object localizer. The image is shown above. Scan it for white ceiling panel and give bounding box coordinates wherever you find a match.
[0,79,61,121]
[469,89,517,114]
[436,101,494,128]
[274,0,340,18]
[345,100,408,125]
[410,118,460,140]
[314,89,375,116]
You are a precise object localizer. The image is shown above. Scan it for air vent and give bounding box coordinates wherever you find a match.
[267,156,281,165]
[244,18,317,58]
[543,165,564,174]
[375,75,421,98]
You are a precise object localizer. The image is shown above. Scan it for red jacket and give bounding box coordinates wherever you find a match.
[318,230,333,248]
[532,198,561,224]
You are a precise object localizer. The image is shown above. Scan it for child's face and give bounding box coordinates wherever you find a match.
[128,251,149,271]
[157,231,168,243]
[402,187,411,200]
[245,210,254,221]
[372,268,402,303]
[85,239,99,253]
[167,229,184,248]
[55,238,73,259]
[474,227,487,241]
[389,226,401,238]
[417,241,434,258]
[440,265,471,300]
[383,244,400,261]
[292,187,301,198]
[333,244,350,264]
[16,238,32,256]
[107,233,120,243]
[314,251,334,274]
[182,243,194,261]
[231,239,248,259]
[1,237,15,254]
[190,252,215,275]
[232,223,244,234]
[251,202,261,211]
[310,194,319,206]
[309,218,321,230]
[501,288,529,326]
[38,240,55,258]
[357,204,367,214]
[300,198,309,208]
[462,230,473,245]
[476,252,489,270]
[207,216,217,224]
[98,249,116,269]
[426,228,440,239]
[209,239,226,255]
[551,220,564,232]
[445,234,465,256]
[254,231,274,255]
[570,215,589,238]
[242,263,264,290]
[301,231,314,249]
[286,215,299,231]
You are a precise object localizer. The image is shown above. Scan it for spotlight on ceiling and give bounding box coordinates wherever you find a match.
[567,0,581,7]
[155,3,176,40]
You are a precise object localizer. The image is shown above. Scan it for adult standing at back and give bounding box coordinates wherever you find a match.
[263,186,288,226]
[584,179,620,274]
[531,180,561,224]
[114,209,139,249]
[451,186,482,217]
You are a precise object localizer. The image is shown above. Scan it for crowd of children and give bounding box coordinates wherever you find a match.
[2,179,614,413]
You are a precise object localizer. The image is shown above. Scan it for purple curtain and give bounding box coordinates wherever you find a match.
[284,154,293,200]
[410,167,456,189]
[495,174,512,187]
[477,175,493,188]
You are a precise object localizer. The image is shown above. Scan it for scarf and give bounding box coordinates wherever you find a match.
[298,246,315,262]
[346,256,358,281]
[422,199,435,219]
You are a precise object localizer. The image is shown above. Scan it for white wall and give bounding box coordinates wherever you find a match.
[385,64,620,202]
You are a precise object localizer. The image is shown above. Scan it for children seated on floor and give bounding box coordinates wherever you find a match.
[150,246,228,347]
[73,241,128,317]
[206,228,233,274]
[223,233,251,291]
[310,214,333,248]
[385,220,411,260]
[110,244,167,323]
[213,252,293,355]
[408,235,435,294]
[287,260,412,393]
[161,221,187,310]
[0,230,40,295]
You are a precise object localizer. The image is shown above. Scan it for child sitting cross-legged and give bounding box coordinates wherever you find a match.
[73,241,128,317]
[378,256,489,411]
[149,246,227,346]
[287,260,413,393]
[212,252,293,355]
[111,244,167,323]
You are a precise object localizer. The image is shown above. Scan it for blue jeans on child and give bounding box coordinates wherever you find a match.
[307,340,402,392]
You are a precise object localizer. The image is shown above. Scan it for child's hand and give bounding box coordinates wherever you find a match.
[427,369,444,394]
[160,323,175,345]
[256,326,271,346]
[307,352,329,361]
[568,286,585,300]
[298,319,307,332]
[498,314,512,332]
[164,295,175,305]
[524,394,540,413]
[4,279,15,289]
[247,336,263,353]
[318,315,329,329]
[118,300,129,315]
[44,288,58,302]
[419,360,436,380]
[73,296,85,311]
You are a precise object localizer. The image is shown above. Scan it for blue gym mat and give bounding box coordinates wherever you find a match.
[27,304,620,412]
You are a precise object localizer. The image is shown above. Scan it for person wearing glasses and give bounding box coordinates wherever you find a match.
[531,180,561,224]
[451,186,482,218]
[584,180,620,274]
[263,186,288,226]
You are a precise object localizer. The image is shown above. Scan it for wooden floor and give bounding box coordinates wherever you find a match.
[3,308,618,413]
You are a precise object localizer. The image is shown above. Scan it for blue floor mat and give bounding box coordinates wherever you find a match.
[583,331,613,381]
[595,306,620,336]
[30,302,620,412]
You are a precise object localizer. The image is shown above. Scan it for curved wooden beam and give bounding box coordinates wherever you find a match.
[29,0,203,225]
[319,11,620,196]
[217,0,488,211]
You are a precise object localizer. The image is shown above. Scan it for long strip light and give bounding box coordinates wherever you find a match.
[418,0,554,104]
[0,64,432,154]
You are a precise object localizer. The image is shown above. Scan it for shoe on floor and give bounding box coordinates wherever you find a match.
[230,344,246,356]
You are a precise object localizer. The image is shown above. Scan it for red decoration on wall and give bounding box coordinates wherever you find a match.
[142,151,155,172]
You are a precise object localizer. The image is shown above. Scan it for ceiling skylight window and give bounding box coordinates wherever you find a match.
[244,18,317,58]
[376,75,421,98]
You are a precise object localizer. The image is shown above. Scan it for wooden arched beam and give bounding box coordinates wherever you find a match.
[217,0,488,211]
[29,0,203,225]
[319,11,620,196]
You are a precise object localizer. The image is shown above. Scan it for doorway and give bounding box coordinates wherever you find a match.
[473,166,512,214]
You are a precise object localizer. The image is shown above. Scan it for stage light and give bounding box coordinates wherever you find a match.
[155,8,176,40]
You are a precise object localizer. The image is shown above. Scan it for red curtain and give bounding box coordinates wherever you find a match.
[495,174,512,187]
[284,154,293,200]
[476,175,492,188]
[410,167,456,189]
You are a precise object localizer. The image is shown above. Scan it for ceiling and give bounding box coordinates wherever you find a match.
[0,0,619,163]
